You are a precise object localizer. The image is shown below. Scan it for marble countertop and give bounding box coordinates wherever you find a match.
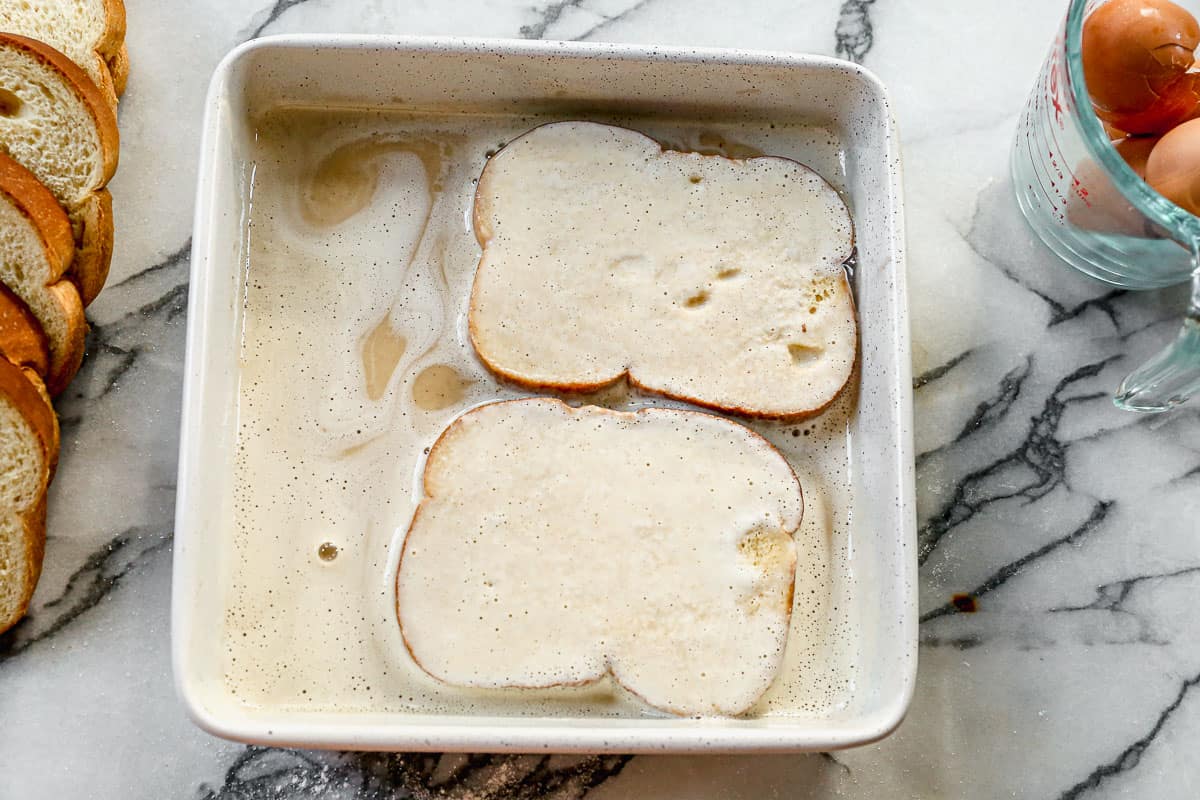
[2,0,1199,797]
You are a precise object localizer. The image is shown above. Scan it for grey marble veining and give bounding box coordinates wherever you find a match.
[2,0,1199,798]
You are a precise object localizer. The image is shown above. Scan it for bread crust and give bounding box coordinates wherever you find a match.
[394,398,803,714]
[22,367,57,478]
[40,285,85,396]
[468,121,858,421]
[0,284,49,376]
[107,43,129,98]
[89,58,118,112]
[0,152,86,393]
[22,491,46,612]
[73,189,114,306]
[98,0,127,53]
[96,0,128,103]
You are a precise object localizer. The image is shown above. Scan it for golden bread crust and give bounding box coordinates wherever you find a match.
[107,43,129,98]
[72,189,113,306]
[0,284,49,377]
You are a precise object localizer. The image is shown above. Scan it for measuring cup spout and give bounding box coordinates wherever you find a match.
[1114,266,1200,412]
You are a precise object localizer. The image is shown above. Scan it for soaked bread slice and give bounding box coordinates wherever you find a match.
[0,0,127,109]
[396,398,803,716]
[0,152,84,394]
[469,121,857,420]
[0,356,58,634]
[0,33,119,307]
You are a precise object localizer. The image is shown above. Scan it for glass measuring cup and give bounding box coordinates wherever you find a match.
[1013,0,1200,412]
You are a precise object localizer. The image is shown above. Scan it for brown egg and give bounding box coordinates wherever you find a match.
[1146,117,1200,214]
[1096,71,1200,134]
[1114,135,1161,178]
[1083,0,1200,114]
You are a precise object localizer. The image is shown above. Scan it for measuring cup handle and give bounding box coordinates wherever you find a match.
[1114,252,1200,412]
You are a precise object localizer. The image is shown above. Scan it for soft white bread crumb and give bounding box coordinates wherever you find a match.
[396,398,803,717]
[469,121,857,420]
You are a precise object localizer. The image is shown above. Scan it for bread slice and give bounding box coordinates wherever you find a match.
[0,356,58,635]
[0,282,49,377]
[0,151,85,395]
[396,398,803,716]
[0,33,120,307]
[469,121,857,420]
[0,0,127,109]
[0,494,47,635]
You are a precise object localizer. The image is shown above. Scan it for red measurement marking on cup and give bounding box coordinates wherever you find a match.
[1048,32,1092,203]
[1073,176,1091,206]
[1023,39,1094,220]
[1025,132,1066,222]
[1049,43,1066,127]
[1026,94,1069,220]
[1045,114,1090,207]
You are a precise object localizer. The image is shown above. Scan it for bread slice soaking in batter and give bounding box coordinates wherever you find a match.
[469,121,857,420]
[395,398,804,717]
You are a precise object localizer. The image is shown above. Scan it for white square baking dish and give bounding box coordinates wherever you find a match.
[174,35,915,753]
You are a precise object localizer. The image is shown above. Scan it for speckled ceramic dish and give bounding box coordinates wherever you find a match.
[175,35,915,753]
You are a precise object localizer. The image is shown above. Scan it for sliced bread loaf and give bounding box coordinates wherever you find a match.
[396,398,802,716]
[0,0,127,109]
[0,151,85,395]
[469,121,857,420]
[0,355,58,634]
[0,33,119,307]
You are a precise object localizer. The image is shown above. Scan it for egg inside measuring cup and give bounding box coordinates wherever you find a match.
[1082,0,1200,217]
[1146,117,1200,212]
[1083,0,1200,133]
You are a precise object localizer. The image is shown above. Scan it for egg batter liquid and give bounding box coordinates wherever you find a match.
[228,107,859,718]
